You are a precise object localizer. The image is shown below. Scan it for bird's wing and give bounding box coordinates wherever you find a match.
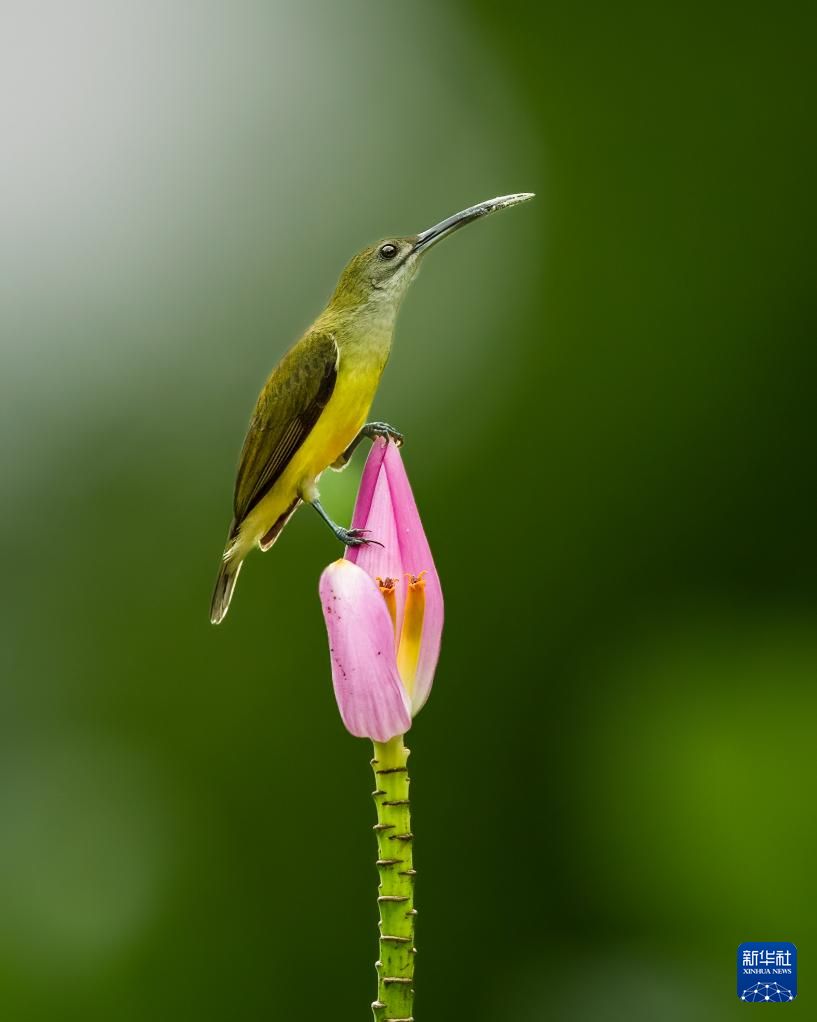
[231,331,339,528]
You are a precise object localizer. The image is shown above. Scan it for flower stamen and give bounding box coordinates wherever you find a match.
[376,576,399,636]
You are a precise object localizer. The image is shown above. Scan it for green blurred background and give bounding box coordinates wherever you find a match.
[1,1,815,1018]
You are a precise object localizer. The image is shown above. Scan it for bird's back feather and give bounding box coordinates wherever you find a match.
[232,331,339,528]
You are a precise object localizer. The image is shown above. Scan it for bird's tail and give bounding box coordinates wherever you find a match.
[210,555,243,624]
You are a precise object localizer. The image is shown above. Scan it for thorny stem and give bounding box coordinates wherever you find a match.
[371,736,415,1022]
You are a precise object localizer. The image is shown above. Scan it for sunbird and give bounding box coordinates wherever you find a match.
[210,192,534,623]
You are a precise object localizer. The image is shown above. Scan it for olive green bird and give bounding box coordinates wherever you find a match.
[210,192,534,623]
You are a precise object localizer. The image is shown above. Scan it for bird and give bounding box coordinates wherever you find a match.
[210,192,534,623]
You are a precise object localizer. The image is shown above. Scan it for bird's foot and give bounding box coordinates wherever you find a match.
[332,422,404,471]
[362,421,404,447]
[335,527,384,548]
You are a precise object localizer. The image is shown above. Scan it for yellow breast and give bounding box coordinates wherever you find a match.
[296,362,381,484]
[235,358,384,551]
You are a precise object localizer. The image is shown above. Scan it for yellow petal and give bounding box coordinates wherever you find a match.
[397,572,427,698]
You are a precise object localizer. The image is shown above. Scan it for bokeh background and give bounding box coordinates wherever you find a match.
[1,1,815,1018]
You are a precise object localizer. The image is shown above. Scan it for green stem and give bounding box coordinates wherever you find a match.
[371,736,415,1022]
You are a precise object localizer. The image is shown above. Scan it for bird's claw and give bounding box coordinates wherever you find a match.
[337,527,384,548]
[364,421,404,447]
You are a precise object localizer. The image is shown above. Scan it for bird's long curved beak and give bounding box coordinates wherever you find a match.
[413,192,534,253]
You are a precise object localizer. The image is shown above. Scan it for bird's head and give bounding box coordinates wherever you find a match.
[329,193,534,316]
[331,236,422,311]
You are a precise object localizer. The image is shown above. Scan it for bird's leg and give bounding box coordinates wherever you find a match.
[331,421,404,470]
[309,498,383,548]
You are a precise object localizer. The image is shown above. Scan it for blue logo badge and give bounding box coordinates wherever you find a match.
[737,943,797,1002]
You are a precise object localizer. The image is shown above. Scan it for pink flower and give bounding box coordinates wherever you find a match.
[319,440,444,742]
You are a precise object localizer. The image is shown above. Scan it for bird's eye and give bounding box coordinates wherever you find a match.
[379,243,398,260]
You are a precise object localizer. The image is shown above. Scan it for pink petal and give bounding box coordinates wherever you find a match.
[348,436,388,537]
[348,448,405,628]
[319,560,411,743]
[347,440,443,716]
[381,443,444,714]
